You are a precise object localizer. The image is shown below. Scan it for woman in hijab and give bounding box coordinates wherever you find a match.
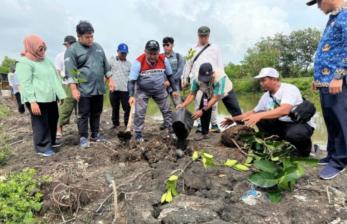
[16,35,66,157]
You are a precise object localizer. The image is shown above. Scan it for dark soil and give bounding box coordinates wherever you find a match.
[0,97,346,224]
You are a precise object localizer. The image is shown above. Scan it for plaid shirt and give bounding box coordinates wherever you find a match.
[109,56,131,92]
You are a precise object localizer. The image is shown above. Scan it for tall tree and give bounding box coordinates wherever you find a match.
[0,57,17,74]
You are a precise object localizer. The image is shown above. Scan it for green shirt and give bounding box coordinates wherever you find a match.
[16,57,66,104]
[64,42,111,97]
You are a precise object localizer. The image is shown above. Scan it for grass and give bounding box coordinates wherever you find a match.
[0,103,10,119]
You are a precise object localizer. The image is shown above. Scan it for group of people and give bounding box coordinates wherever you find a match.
[12,0,347,180]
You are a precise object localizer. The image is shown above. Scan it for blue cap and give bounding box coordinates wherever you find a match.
[117,43,128,53]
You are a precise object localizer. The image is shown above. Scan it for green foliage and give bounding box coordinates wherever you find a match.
[241,133,318,202]
[0,57,16,74]
[0,168,48,224]
[185,48,196,61]
[0,103,10,118]
[69,69,87,84]
[0,144,11,165]
[225,28,321,80]
[161,175,179,204]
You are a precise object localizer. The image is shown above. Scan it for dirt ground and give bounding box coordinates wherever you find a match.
[0,97,347,224]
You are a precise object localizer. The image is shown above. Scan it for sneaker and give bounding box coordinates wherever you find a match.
[37,148,55,157]
[90,133,106,142]
[52,139,62,148]
[135,132,144,143]
[80,137,90,148]
[319,165,345,180]
[195,124,202,133]
[210,124,221,133]
[194,134,208,141]
[318,156,330,166]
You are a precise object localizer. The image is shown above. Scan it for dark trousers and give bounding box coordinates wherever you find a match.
[200,90,242,135]
[199,96,213,135]
[15,92,25,114]
[109,91,130,126]
[222,90,242,116]
[26,102,59,153]
[257,119,314,157]
[78,95,104,138]
[319,85,347,169]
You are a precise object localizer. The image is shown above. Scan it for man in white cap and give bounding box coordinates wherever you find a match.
[221,67,315,157]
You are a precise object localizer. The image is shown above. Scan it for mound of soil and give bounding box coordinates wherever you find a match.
[0,98,346,224]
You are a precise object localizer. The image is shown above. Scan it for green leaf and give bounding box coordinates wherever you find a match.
[248,172,278,188]
[266,190,283,203]
[254,160,280,174]
[161,193,167,203]
[168,175,178,182]
[171,187,178,196]
[233,164,250,172]
[201,153,215,168]
[245,154,254,164]
[202,153,213,159]
[224,159,238,168]
[165,191,173,202]
[192,151,199,161]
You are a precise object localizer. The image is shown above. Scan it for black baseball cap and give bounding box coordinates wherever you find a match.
[198,63,213,83]
[306,0,317,6]
[63,35,76,45]
[145,40,160,51]
[198,26,210,36]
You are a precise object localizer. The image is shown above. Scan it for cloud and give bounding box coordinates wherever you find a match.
[0,0,75,59]
[0,0,327,65]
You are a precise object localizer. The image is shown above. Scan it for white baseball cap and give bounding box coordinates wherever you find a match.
[254,67,280,79]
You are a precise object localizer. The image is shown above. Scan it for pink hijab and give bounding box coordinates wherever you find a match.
[21,35,47,61]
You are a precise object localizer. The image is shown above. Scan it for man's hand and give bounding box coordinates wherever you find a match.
[30,102,41,116]
[164,80,170,88]
[172,91,179,98]
[128,96,135,106]
[176,104,184,110]
[109,78,116,92]
[192,110,203,120]
[221,116,235,128]
[311,81,317,92]
[243,113,262,127]
[329,79,343,94]
[71,88,80,102]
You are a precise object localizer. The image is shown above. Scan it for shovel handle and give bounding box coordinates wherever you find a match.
[126,104,135,132]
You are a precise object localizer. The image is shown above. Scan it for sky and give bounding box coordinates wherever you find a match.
[0,0,328,65]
